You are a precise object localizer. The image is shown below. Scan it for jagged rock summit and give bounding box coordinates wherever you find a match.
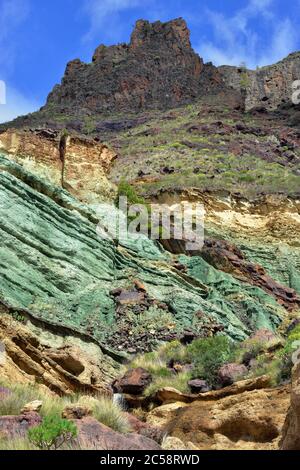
[44,18,225,115]
[2,17,299,133]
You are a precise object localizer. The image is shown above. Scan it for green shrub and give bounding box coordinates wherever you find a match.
[187,335,234,387]
[117,179,145,205]
[249,355,284,386]
[131,306,176,337]
[233,338,264,365]
[28,415,77,451]
[158,340,187,363]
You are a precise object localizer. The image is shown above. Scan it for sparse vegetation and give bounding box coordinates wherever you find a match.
[117,179,146,205]
[82,396,131,434]
[28,415,77,451]
[187,336,234,387]
[125,325,298,396]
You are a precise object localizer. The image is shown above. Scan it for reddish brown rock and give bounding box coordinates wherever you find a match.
[0,412,42,440]
[0,128,117,203]
[73,417,160,450]
[201,238,300,311]
[112,368,152,395]
[250,328,278,345]
[124,413,164,444]
[218,363,248,387]
[188,379,211,394]
[2,18,242,133]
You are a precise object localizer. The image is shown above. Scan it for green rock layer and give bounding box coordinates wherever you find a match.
[0,154,287,352]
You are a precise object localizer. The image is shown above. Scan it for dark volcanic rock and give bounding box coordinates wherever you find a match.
[112,368,152,395]
[5,18,238,132]
[188,379,211,394]
[44,18,223,115]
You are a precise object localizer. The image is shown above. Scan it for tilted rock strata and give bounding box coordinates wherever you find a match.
[0,153,287,354]
[0,312,118,395]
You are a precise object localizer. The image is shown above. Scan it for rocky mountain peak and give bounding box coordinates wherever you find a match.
[34,18,228,120]
[130,17,192,50]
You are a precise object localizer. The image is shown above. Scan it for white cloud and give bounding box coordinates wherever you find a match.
[82,0,145,42]
[196,0,298,68]
[0,84,40,123]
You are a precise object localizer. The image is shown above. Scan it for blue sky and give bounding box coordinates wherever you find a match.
[0,0,300,123]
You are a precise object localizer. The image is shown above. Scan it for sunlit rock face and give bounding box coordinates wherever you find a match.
[219,52,300,111]
[0,129,117,204]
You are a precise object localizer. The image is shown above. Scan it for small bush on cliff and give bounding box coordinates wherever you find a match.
[117,179,145,205]
[188,335,233,387]
[233,338,265,365]
[130,353,172,379]
[159,340,187,363]
[28,415,77,451]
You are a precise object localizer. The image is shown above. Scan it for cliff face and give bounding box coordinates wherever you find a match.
[0,128,117,203]
[43,18,226,116]
[219,52,300,111]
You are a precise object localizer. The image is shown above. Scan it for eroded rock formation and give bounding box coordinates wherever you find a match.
[220,52,300,111]
[280,361,300,450]
[0,312,117,395]
[0,128,117,203]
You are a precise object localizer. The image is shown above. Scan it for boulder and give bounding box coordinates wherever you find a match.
[73,417,160,450]
[162,436,198,450]
[188,379,211,393]
[62,405,92,420]
[218,363,248,386]
[152,376,272,405]
[112,368,152,395]
[0,412,42,439]
[21,400,43,414]
[280,361,300,450]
